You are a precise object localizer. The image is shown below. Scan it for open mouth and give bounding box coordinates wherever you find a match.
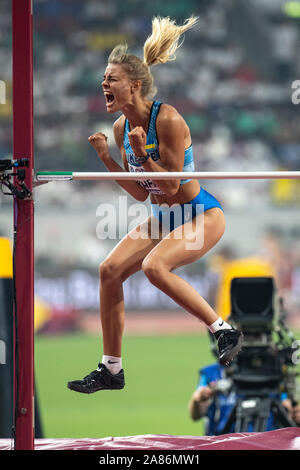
[105,93,115,105]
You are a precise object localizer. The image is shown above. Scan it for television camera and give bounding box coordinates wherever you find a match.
[215,277,299,433]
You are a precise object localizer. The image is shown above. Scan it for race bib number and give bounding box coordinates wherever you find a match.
[129,164,165,195]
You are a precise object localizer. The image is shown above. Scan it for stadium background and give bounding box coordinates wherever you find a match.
[0,0,300,438]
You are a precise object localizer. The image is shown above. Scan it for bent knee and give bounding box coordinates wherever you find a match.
[142,258,167,284]
[99,258,121,283]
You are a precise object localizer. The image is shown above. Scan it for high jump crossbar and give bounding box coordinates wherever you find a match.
[35,171,300,182]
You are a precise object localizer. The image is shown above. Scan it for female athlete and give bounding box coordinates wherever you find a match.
[68,16,243,393]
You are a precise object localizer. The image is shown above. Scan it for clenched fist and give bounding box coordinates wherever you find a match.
[88,132,110,161]
[128,126,147,156]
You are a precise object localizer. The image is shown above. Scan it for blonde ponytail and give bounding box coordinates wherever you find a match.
[107,16,198,99]
[143,16,198,66]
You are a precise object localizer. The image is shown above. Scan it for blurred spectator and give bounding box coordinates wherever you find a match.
[260,228,294,295]
[270,19,299,83]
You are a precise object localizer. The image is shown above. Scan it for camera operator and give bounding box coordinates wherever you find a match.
[281,398,300,425]
[189,361,300,435]
[188,362,235,435]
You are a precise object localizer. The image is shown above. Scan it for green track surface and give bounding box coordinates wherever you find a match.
[35,333,212,438]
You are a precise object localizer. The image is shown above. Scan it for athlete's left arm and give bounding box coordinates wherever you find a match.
[143,108,186,196]
[128,107,186,197]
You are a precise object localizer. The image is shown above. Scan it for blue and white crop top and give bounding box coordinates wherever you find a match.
[123,101,195,195]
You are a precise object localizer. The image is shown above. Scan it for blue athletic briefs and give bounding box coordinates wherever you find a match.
[151,187,223,232]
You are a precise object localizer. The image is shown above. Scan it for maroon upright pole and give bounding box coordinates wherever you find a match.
[12,0,34,450]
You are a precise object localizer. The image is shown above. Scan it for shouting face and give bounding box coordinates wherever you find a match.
[102,63,140,113]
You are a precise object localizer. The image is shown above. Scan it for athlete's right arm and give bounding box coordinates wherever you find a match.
[88,117,149,202]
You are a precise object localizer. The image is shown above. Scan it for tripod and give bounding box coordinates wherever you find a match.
[219,391,296,434]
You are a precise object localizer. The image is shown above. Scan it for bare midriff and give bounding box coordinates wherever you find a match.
[150,179,201,206]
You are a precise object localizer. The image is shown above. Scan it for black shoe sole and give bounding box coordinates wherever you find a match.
[219,333,243,367]
[67,382,124,394]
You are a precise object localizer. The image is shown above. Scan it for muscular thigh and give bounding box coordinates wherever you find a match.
[145,208,225,271]
[103,215,163,281]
